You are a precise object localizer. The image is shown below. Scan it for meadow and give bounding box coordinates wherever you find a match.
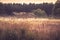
[0,17,60,40]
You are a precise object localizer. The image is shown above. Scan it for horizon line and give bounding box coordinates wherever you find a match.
[0,2,55,4]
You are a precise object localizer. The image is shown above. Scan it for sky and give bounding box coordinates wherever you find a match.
[0,0,57,4]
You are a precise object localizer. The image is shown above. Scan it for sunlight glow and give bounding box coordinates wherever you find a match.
[0,0,57,4]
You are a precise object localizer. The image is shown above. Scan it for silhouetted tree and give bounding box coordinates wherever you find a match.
[52,0,60,18]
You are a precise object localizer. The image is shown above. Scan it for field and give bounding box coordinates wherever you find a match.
[0,17,60,40]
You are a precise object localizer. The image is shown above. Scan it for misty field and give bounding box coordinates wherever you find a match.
[0,17,60,40]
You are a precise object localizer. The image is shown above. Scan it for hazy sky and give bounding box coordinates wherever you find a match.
[0,0,57,4]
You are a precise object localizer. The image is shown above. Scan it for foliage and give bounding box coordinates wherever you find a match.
[0,2,54,17]
[32,9,47,18]
[52,0,60,18]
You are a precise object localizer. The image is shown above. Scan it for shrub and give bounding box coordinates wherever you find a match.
[32,9,47,18]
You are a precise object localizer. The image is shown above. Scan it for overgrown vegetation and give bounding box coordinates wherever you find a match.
[0,0,60,18]
[0,18,60,40]
[0,2,54,17]
[32,9,47,18]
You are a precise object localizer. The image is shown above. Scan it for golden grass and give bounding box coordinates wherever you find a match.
[0,17,60,40]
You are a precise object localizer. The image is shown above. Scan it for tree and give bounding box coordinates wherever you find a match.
[52,0,60,18]
[54,8,60,18]
[32,9,47,18]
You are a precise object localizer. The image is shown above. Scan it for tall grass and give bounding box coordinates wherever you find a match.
[0,17,60,40]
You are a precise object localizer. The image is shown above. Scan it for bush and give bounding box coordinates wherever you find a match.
[32,9,47,18]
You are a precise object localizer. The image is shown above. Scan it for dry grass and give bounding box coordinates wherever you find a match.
[0,17,60,40]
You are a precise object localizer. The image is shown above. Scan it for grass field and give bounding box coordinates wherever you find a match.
[0,17,60,40]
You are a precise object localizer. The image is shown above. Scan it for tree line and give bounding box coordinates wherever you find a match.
[0,2,60,18]
[0,2,54,16]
